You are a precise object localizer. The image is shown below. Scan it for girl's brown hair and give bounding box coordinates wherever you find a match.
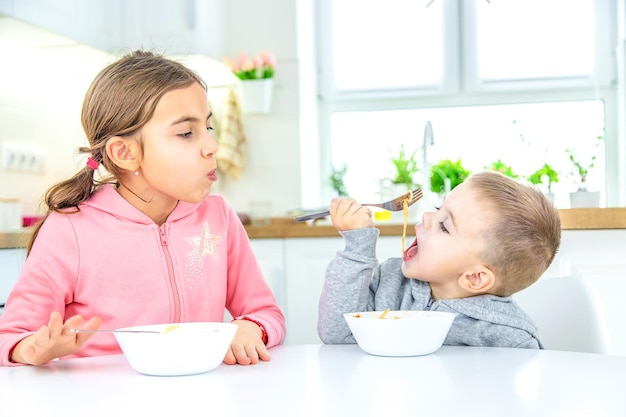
[468,171,562,296]
[27,50,206,254]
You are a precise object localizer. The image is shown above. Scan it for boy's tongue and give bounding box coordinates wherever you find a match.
[402,238,419,262]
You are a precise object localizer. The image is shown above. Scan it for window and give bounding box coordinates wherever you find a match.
[330,101,605,209]
[465,0,609,89]
[308,0,617,210]
[329,0,446,92]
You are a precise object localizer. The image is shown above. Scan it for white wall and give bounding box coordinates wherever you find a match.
[212,0,305,216]
[0,15,116,215]
[0,0,307,218]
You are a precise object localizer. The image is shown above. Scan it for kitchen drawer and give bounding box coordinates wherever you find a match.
[0,249,26,308]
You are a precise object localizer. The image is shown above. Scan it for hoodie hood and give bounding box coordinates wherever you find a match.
[440,294,539,335]
[435,292,543,349]
[83,184,202,224]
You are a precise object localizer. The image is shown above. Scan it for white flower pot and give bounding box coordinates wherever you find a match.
[240,79,273,114]
[569,191,600,208]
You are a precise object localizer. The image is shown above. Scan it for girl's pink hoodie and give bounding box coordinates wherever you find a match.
[0,185,285,366]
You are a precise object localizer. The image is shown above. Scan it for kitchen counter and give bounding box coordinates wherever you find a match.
[0,228,31,249]
[1,208,626,248]
[246,207,626,238]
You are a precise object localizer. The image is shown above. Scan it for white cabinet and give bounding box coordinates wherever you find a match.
[115,0,198,54]
[282,236,406,345]
[543,230,626,279]
[0,0,122,50]
[0,248,26,314]
[540,230,626,356]
[249,238,285,311]
[283,238,343,344]
[0,0,207,54]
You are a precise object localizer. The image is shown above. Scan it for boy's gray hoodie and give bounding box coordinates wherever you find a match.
[317,228,543,349]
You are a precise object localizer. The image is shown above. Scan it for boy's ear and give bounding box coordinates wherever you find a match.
[105,136,140,172]
[458,265,496,294]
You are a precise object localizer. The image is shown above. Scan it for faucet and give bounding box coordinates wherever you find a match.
[422,121,434,212]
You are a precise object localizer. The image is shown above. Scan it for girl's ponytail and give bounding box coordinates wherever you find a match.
[27,148,108,255]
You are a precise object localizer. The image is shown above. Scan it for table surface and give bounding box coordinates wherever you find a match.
[0,344,624,417]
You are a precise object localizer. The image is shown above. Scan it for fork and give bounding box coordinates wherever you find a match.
[70,328,162,335]
[70,324,180,335]
[293,189,423,223]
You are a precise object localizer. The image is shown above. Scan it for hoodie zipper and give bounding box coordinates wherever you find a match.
[159,224,181,322]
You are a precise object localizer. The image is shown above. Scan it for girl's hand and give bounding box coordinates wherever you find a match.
[10,312,102,365]
[330,198,375,231]
[224,319,271,365]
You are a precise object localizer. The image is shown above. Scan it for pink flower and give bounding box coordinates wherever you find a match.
[222,56,238,72]
[223,51,276,80]
[253,54,264,69]
[241,58,254,72]
[260,52,276,69]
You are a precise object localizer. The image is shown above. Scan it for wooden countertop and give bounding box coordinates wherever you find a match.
[2,208,626,249]
[243,208,626,238]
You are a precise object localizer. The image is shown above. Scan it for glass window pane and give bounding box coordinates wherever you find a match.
[330,101,605,209]
[475,0,596,80]
[331,0,444,91]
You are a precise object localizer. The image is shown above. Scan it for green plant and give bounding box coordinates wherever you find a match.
[430,159,471,194]
[486,159,519,179]
[389,144,420,188]
[528,163,559,193]
[329,164,349,197]
[566,134,604,191]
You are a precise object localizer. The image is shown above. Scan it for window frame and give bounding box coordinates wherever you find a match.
[308,0,621,209]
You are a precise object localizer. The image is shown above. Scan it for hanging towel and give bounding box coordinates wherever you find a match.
[211,87,247,180]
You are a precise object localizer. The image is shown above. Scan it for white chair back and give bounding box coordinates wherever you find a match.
[513,275,613,354]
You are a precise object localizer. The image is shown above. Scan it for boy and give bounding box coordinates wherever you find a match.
[318,171,561,349]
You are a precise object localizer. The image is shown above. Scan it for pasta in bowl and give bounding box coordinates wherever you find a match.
[343,310,455,357]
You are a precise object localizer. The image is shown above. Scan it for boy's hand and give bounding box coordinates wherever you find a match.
[11,312,102,365]
[329,198,375,231]
[224,319,271,365]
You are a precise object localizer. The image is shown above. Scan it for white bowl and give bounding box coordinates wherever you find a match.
[114,322,238,376]
[344,310,455,357]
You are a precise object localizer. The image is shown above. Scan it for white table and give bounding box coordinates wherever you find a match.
[0,344,624,416]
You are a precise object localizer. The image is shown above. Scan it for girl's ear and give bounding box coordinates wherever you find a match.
[458,266,496,295]
[105,136,140,172]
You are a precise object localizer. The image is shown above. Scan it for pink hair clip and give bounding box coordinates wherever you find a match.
[86,157,100,170]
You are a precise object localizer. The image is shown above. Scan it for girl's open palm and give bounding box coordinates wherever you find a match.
[11,312,102,365]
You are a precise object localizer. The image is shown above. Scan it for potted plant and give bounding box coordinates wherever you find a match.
[223,51,276,80]
[378,145,420,222]
[430,159,471,195]
[223,51,276,113]
[566,133,603,208]
[486,159,519,179]
[528,163,559,203]
[388,144,420,190]
[329,163,349,197]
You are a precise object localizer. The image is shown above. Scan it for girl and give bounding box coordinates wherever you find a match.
[0,50,285,366]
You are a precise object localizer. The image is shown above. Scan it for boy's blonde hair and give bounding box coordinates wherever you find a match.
[467,171,561,296]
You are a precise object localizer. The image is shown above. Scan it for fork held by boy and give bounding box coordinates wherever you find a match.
[293,189,422,223]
